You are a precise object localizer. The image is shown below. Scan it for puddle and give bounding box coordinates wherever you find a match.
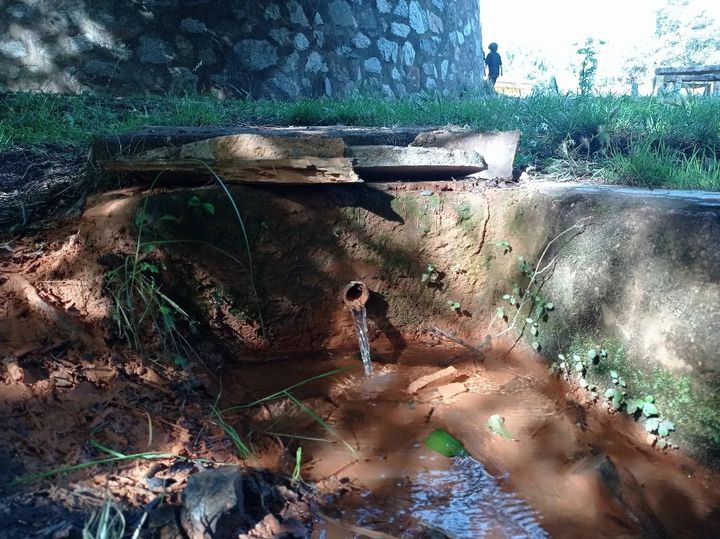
[221,345,720,538]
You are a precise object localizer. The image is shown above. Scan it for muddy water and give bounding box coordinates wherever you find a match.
[221,344,720,538]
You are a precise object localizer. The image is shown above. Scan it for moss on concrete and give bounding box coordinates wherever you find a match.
[560,334,720,465]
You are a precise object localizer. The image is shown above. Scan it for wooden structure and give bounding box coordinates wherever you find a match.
[655,65,720,96]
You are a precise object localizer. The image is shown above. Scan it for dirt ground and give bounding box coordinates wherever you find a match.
[1,174,719,537]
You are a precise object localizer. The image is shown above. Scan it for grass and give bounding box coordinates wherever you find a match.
[1,90,719,189]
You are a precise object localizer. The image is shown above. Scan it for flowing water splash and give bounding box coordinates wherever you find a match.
[349,305,373,377]
[410,457,548,538]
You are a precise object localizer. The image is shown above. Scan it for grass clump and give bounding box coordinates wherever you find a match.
[1,91,719,189]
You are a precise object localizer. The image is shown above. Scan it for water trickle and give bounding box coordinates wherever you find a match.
[410,457,548,538]
[349,305,373,377]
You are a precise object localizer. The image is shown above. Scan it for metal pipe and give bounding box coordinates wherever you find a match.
[341,281,369,311]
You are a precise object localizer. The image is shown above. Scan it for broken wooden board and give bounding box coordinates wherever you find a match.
[91,126,429,162]
[411,129,520,180]
[98,134,361,184]
[346,145,487,181]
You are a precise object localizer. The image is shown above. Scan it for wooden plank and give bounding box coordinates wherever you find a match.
[98,157,362,184]
[662,74,720,82]
[656,65,720,76]
[97,134,361,184]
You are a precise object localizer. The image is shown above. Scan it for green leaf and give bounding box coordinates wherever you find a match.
[544,302,554,310]
[618,379,626,387]
[658,424,670,437]
[530,326,538,336]
[531,341,540,351]
[139,262,159,274]
[486,415,516,440]
[141,243,156,253]
[604,388,617,398]
[642,402,659,417]
[424,429,468,457]
[610,370,618,379]
[574,362,585,372]
[645,417,660,433]
[421,273,429,283]
[502,294,511,300]
[579,378,589,388]
[525,318,534,324]
[656,438,668,449]
[587,350,597,361]
[626,400,640,415]
[496,307,505,318]
[203,202,215,215]
[158,214,179,222]
[187,196,201,208]
[660,419,675,432]
[600,350,608,358]
[644,395,654,403]
[558,354,566,361]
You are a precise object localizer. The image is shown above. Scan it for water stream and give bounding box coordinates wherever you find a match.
[349,305,373,377]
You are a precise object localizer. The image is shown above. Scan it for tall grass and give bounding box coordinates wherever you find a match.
[1,91,719,189]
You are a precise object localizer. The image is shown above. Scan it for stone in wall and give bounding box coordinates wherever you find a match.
[0,0,483,98]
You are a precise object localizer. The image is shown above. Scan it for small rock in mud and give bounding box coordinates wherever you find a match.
[181,466,310,538]
[408,366,459,394]
[437,382,467,400]
[2,356,24,383]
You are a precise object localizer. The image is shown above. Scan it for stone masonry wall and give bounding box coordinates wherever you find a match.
[0,0,483,98]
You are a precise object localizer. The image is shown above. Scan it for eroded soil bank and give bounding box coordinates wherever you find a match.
[1,179,720,536]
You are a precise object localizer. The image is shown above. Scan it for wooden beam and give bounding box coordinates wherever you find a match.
[656,65,720,76]
[98,157,362,184]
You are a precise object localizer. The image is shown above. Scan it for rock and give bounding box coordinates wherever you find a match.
[180,18,206,33]
[428,11,444,33]
[0,40,27,59]
[394,0,410,17]
[437,382,467,400]
[363,57,382,74]
[288,1,310,26]
[3,356,24,384]
[409,1,429,34]
[234,40,278,71]
[328,0,357,27]
[377,0,392,13]
[352,32,371,49]
[347,145,487,181]
[408,366,459,393]
[377,38,399,63]
[402,41,416,66]
[391,22,411,38]
[138,36,175,64]
[264,4,281,21]
[305,52,328,74]
[294,33,310,51]
[181,466,245,539]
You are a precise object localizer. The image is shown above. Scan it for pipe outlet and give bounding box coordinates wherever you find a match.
[342,281,369,311]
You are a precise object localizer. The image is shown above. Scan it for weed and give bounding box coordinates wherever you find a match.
[83,500,125,539]
[291,447,303,486]
[447,300,462,312]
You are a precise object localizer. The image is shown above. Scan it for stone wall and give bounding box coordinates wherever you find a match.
[0,0,483,98]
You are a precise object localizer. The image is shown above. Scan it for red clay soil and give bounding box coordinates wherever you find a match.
[0,192,719,538]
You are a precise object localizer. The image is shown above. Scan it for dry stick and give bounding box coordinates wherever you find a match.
[494,216,592,339]
[428,326,489,355]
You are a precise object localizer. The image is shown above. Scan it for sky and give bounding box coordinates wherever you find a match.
[480,0,664,89]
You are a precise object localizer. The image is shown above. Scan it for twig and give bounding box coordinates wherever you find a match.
[495,216,591,338]
[427,326,489,355]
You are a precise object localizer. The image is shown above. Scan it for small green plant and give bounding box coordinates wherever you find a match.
[187,195,215,215]
[495,239,512,254]
[421,264,440,284]
[448,300,461,312]
[574,37,605,95]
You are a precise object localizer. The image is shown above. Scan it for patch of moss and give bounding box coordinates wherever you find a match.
[561,335,720,465]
